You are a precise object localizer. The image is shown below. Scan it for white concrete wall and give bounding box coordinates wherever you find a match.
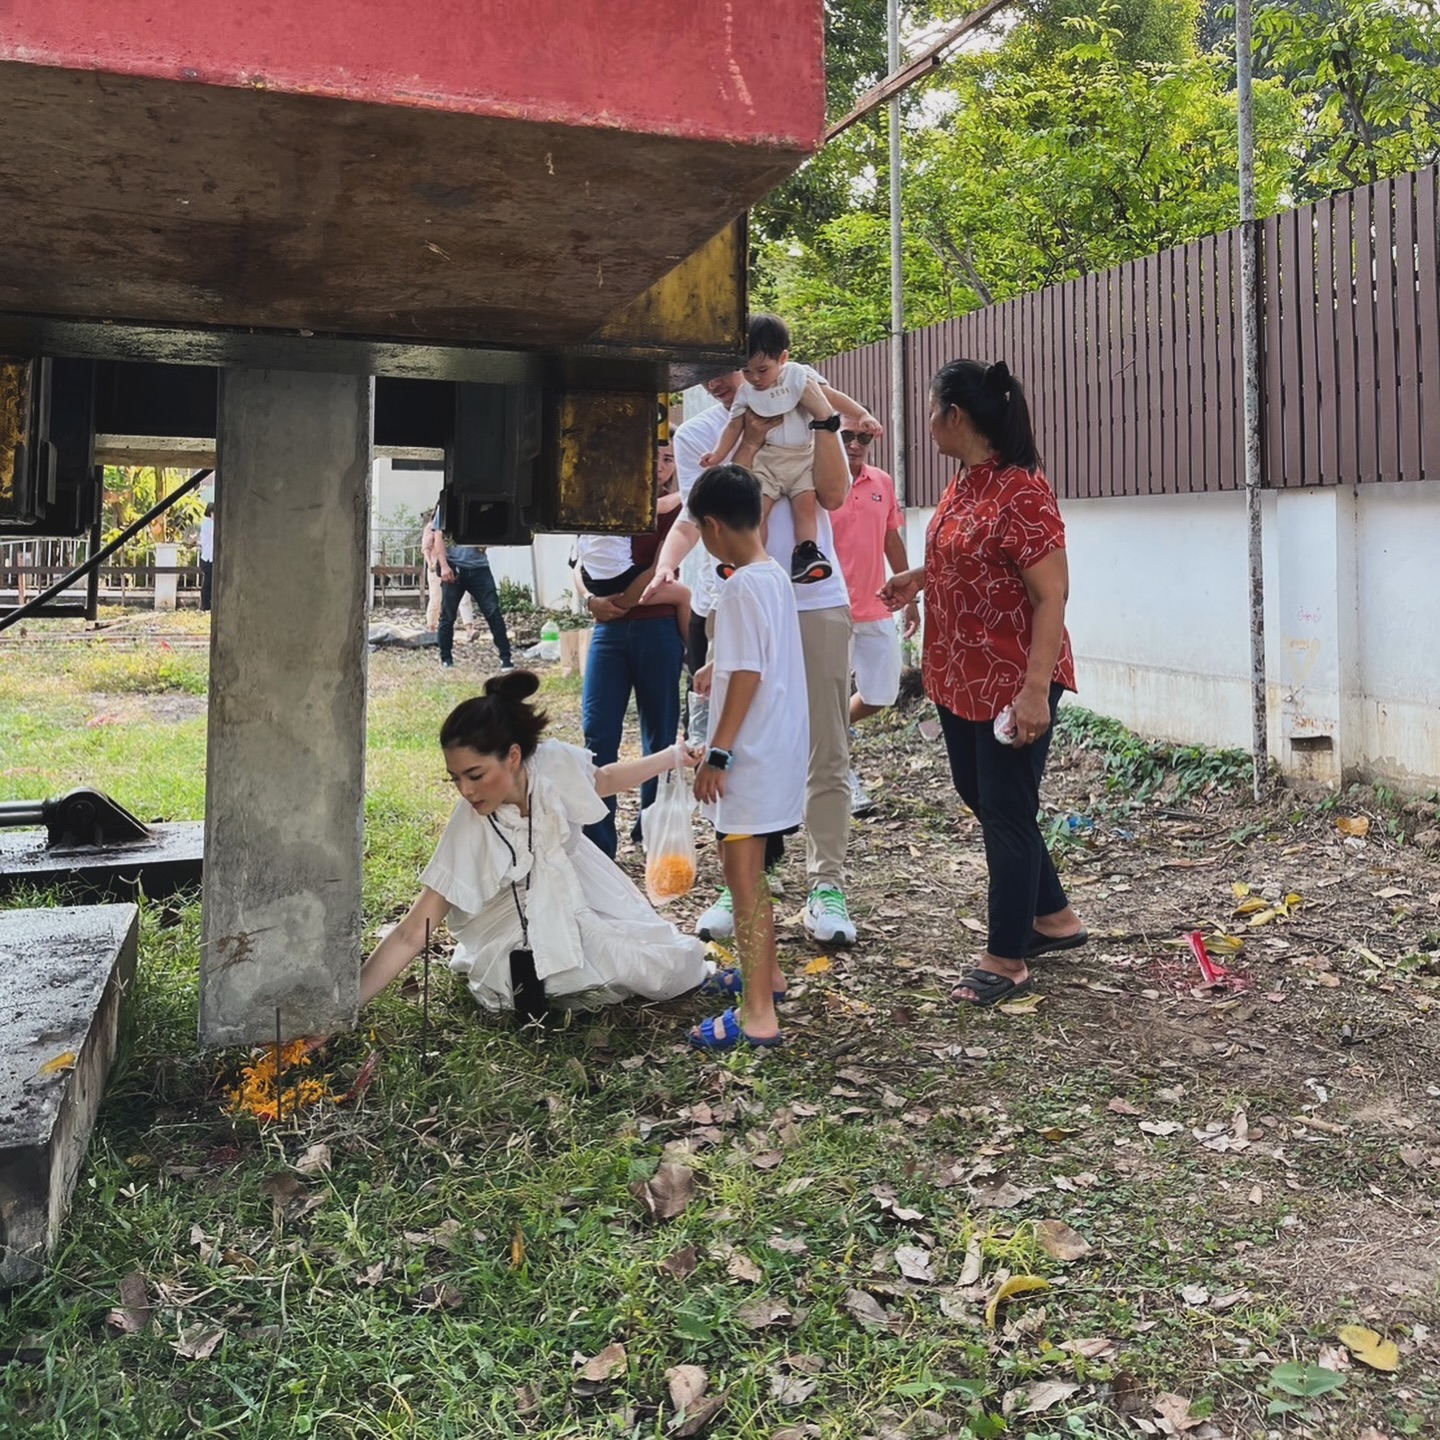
[903,482,1440,789]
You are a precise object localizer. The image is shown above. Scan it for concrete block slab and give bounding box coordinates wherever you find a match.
[0,822,204,900]
[0,904,139,1287]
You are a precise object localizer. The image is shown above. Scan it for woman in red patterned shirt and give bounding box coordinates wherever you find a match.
[881,359,1086,1006]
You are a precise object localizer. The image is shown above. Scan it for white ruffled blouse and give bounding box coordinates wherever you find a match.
[420,740,705,1010]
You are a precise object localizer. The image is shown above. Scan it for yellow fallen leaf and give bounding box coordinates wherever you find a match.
[1232,881,1252,898]
[1208,933,1245,953]
[803,955,832,976]
[1338,1324,1399,1372]
[1248,909,1279,927]
[1285,892,1303,910]
[510,1225,526,1269]
[998,992,1046,1016]
[1234,897,1268,916]
[1336,815,1370,837]
[985,1274,1050,1328]
[705,940,739,968]
[38,1051,77,1078]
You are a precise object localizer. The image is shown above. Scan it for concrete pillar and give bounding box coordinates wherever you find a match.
[1270,487,1348,786]
[153,542,179,611]
[200,370,372,1046]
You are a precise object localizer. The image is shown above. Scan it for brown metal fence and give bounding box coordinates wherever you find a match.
[821,165,1440,506]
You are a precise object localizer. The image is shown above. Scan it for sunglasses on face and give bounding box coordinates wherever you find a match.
[841,431,873,445]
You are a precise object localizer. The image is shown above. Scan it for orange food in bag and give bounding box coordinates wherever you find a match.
[646,853,697,900]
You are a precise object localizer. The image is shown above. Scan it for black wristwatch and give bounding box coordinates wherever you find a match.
[705,747,733,771]
[808,413,842,432]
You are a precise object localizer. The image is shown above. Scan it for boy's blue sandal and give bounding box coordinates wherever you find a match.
[688,1008,785,1051]
[698,967,788,1004]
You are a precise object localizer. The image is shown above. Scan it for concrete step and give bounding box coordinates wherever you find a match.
[0,904,139,1287]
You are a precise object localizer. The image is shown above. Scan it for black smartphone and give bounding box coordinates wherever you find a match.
[509,949,548,1026]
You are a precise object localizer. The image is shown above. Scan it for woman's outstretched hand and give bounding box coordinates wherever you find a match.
[879,568,923,611]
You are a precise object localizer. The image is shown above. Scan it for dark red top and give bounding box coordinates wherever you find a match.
[620,503,681,623]
[922,459,1076,720]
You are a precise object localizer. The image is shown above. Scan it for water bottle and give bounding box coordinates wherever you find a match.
[539,618,561,661]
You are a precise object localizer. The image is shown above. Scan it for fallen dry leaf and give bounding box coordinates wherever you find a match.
[1107,1097,1142,1116]
[632,1162,697,1222]
[1179,1284,1211,1307]
[737,1297,796,1330]
[1060,1336,1117,1360]
[998,991,1046,1016]
[970,1180,1035,1209]
[870,1185,925,1223]
[659,1245,698,1280]
[577,1342,627,1382]
[1336,815,1370,837]
[671,1388,727,1437]
[985,1274,1050,1328]
[294,1142,331,1175]
[666,1363,708,1410]
[172,1326,225,1360]
[802,955,832,975]
[1013,1379,1082,1415]
[957,1237,984,1286]
[261,1173,323,1220]
[511,1224,526,1269]
[1138,1120,1184,1137]
[843,1288,892,1330]
[750,1150,785,1171]
[894,1245,936,1283]
[415,1282,463,1311]
[104,1271,152,1335]
[768,1234,808,1256]
[36,1051,77,1079]
[1152,1391,1203,1431]
[770,1372,820,1405]
[1036,1219,1092,1262]
[726,1253,763,1284]
[1338,1323,1400,1372]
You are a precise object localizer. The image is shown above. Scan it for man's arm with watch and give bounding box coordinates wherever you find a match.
[693,669,760,804]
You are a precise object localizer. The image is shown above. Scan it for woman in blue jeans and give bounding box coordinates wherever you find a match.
[576,449,688,858]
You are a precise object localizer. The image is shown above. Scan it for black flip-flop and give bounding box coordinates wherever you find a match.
[1026,928,1089,959]
[952,968,1033,1008]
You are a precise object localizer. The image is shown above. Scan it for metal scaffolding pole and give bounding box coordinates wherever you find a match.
[1237,0,1268,799]
[887,0,908,505]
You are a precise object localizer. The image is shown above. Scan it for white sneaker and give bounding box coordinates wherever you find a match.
[695,888,734,941]
[848,769,875,816]
[804,886,857,947]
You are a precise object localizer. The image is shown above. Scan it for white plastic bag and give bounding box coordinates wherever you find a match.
[641,749,698,905]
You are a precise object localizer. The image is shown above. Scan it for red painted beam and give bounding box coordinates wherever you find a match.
[0,0,824,150]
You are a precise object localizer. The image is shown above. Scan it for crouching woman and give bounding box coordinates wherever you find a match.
[359,670,706,1015]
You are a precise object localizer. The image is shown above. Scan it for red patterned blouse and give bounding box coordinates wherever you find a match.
[922,460,1077,721]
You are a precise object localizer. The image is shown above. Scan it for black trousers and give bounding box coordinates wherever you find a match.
[199,559,213,612]
[937,683,1069,961]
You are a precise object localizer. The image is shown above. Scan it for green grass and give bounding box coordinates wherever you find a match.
[2,633,1435,1439]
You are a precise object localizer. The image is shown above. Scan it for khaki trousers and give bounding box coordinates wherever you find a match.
[798,603,853,889]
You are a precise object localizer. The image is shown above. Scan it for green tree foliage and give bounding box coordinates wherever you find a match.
[102,467,206,562]
[1253,0,1440,195]
[752,0,1440,358]
[755,7,1295,353]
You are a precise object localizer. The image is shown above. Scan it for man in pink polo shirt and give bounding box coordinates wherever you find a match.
[829,423,920,814]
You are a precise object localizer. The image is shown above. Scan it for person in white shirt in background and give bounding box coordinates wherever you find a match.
[648,370,861,949]
[687,464,807,1050]
[828,423,921,815]
[197,504,215,613]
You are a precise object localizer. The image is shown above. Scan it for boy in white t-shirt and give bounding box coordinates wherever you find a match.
[701,314,881,585]
[686,463,808,1051]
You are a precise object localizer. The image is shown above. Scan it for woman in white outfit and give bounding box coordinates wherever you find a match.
[358,670,708,1016]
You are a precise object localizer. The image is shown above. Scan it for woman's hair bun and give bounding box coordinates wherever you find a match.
[984,360,1012,394]
[484,668,541,703]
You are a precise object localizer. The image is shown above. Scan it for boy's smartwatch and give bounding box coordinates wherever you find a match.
[704,747,733,771]
[808,413,842,432]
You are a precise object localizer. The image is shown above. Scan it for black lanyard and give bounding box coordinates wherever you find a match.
[486,792,534,948]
